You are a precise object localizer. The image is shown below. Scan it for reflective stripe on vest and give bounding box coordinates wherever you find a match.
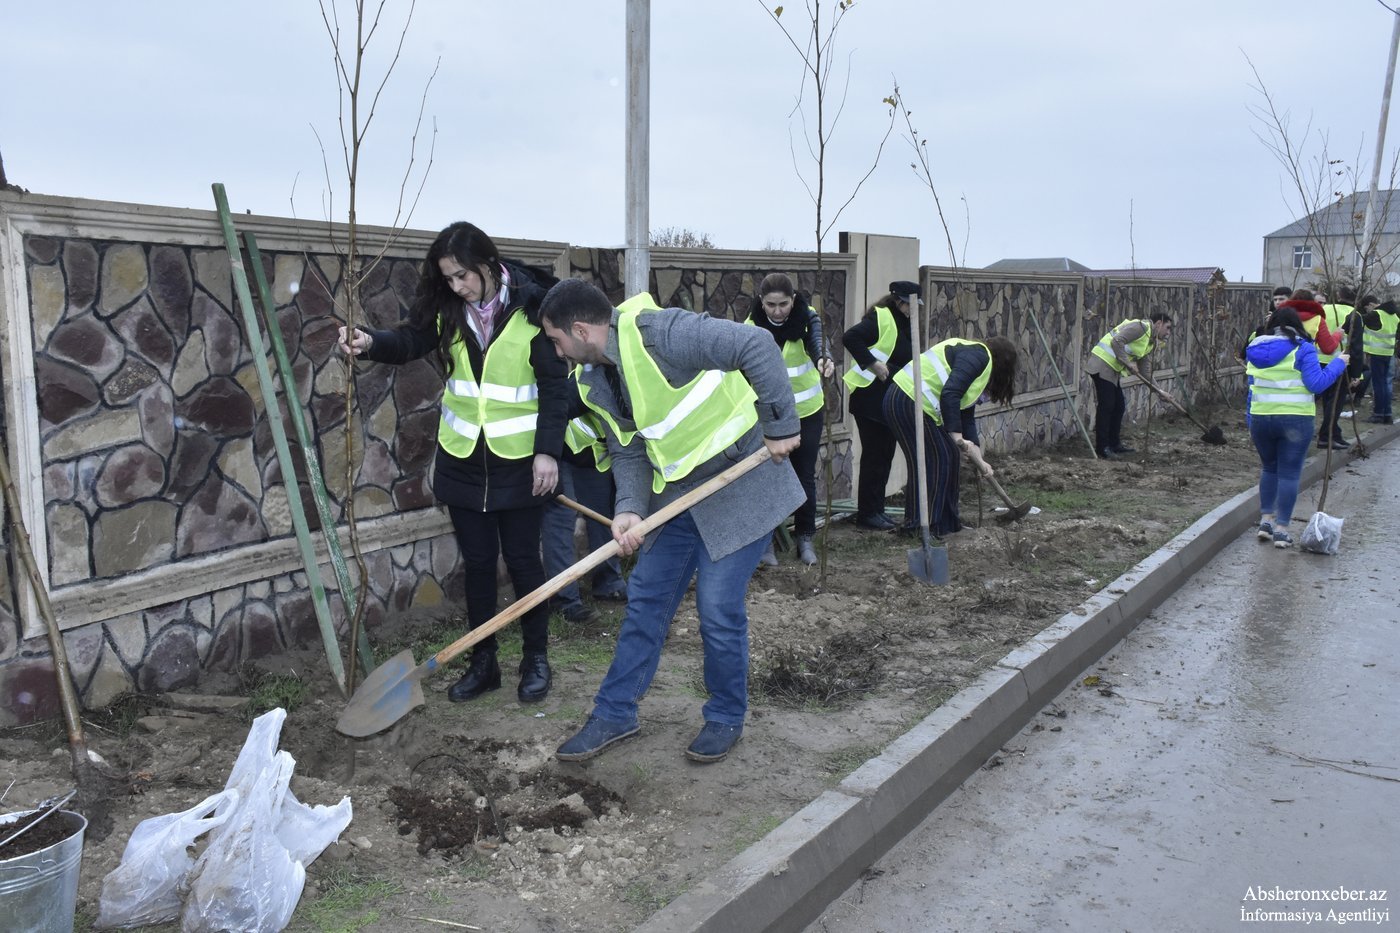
[564,411,612,472]
[1247,346,1314,416]
[1363,309,1399,356]
[437,310,540,459]
[843,305,897,390]
[1090,319,1154,374]
[745,320,824,418]
[579,310,759,493]
[892,338,992,424]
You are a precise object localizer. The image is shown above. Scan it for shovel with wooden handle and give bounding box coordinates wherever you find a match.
[337,447,774,737]
[903,295,948,586]
[1138,372,1227,446]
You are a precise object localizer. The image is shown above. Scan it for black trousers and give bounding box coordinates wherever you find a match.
[790,411,826,535]
[1315,381,1347,443]
[448,504,550,657]
[1090,374,1126,454]
[854,413,898,518]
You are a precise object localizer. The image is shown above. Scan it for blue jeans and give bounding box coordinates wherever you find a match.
[591,511,767,728]
[1370,355,1394,417]
[1249,414,1313,526]
[541,461,625,610]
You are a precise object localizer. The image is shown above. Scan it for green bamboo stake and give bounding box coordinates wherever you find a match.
[1025,303,1099,459]
[242,231,373,678]
[212,183,347,696]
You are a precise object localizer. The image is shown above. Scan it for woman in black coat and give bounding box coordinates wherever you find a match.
[339,222,567,705]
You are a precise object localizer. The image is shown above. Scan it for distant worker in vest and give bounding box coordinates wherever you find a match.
[538,279,805,764]
[841,281,917,529]
[1243,304,1349,548]
[1316,286,1357,449]
[1360,297,1398,425]
[542,377,628,625]
[746,273,836,566]
[1086,312,1174,460]
[883,336,1019,537]
[338,221,566,705]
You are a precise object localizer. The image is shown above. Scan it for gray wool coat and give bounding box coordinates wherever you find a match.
[578,307,807,560]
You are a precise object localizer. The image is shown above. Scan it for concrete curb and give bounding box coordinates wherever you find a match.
[634,423,1399,933]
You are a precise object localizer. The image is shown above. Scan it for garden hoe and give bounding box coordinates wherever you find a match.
[1139,373,1226,446]
[985,473,1032,523]
[337,447,774,737]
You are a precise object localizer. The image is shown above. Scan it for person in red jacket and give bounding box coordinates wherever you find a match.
[1277,289,1344,449]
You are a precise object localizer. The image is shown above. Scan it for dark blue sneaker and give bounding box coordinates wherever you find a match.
[685,722,743,763]
[555,715,640,762]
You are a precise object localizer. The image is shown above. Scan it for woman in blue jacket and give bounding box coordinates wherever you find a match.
[1243,306,1348,548]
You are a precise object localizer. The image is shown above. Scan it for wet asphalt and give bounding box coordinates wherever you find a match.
[810,440,1400,933]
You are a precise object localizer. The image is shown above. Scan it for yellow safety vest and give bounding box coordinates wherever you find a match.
[1363,309,1399,357]
[843,305,897,390]
[893,338,992,424]
[564,411,612,472]
[1247,346,1314,417]
[1319,304,1353,363]
[745,320,824,418]
[437,310,539,460]
[1091,319,1155,374]
[579,310,759,493]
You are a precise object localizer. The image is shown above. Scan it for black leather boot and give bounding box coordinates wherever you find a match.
[517,652,552,704]
[448,651,500,702]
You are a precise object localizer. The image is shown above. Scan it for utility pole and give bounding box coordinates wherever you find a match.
[624,0,651,298]
[1361,10,1400,274]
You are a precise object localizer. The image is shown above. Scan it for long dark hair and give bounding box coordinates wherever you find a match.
[866,292,905,318]
[409,222,504,374]
[1264,306,1310,341]
[985,336,1018,406]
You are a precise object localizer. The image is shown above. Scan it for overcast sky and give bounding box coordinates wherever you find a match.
[3,1,1398,283]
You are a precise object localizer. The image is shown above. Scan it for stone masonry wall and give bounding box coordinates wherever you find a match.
[3,221,466,724]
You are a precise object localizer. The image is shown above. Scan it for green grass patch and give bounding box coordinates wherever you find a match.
[621,878,687,913]
[291,866,403,932]
[821,743,885,778]
[243,669,310,718]
[1011,486,1096,514]
[730,812,785,852]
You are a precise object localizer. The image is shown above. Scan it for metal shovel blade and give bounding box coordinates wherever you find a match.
[994,501,1033,524]
[907,542,949,586]
[336,649,429,738]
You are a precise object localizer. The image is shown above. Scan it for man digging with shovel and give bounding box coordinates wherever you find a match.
[1087,311,1173,460]
[539,279,804,764]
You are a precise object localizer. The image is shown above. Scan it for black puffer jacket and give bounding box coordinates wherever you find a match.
[362,259,568,511]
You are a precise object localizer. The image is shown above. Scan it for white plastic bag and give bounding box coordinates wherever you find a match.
[94,789,239,929]
[94,708,352,933]
[183,751,306,933]
[1300,511,1344,555]
[182,708,353,933]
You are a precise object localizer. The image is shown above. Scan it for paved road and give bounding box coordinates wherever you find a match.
[810,442,1400,933]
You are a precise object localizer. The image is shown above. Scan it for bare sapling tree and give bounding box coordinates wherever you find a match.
[299,0,439,688]
[760,0,896,583]
[1247,54,1400,299]
[888,85,973,332]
